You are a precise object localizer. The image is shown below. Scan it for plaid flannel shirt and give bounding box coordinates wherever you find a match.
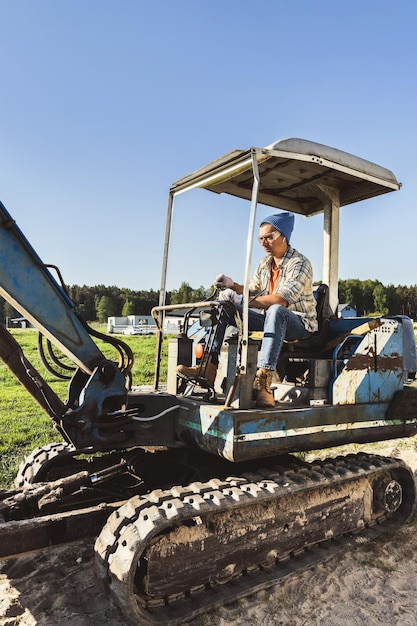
[249,246,318,333]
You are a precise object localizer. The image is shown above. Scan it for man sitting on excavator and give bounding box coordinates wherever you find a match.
[177,212,318,407]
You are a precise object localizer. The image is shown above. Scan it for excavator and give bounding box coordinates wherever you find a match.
[0,138,417,625]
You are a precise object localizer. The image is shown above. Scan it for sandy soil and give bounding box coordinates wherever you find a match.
[1,441,417,626]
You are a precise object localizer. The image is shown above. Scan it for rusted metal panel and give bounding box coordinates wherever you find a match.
[332,320,404,405]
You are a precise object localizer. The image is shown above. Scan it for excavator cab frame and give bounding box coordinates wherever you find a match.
[156,137,401,364]
[150,139,416,462]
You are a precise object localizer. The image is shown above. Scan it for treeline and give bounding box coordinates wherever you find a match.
[67,285,161,322]
[78,283,210,322]
[0,282,211,324]
[1,279,417,323]
[338,279,417,317]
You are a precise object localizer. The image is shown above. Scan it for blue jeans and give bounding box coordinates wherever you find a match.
[211,303,310,370]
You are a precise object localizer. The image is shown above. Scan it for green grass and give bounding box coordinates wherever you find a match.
[0,328,168,488]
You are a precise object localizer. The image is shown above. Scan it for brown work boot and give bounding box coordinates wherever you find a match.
[177,357,218,388]
[255,368,275,408]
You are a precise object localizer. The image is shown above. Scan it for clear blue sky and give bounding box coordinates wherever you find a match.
[1,1,416,293]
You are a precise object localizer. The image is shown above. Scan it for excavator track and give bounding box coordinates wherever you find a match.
[95,452,416,625]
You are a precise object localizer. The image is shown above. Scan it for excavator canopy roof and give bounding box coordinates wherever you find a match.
[170,138,400,215]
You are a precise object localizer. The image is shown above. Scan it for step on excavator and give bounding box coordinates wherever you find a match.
[1,138,417,625]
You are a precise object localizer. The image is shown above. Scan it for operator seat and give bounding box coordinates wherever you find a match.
[282,283,332,355]
[273,283,332,387]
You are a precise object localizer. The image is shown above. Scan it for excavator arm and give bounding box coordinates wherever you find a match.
[0,201,131,448]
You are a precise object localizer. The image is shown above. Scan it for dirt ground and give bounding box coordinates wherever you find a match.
[1,441,417,626]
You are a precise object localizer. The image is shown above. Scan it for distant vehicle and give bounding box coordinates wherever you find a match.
[123,326,144,335]
[123,325,156,335]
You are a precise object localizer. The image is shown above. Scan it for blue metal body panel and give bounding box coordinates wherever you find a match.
[170,314,417,463]
[331,319,404,404]
[176,399,417,462]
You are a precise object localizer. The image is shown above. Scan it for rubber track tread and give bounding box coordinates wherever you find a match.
[14,442,76,487]
[94,453,415,625]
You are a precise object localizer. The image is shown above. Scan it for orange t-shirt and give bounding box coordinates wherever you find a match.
[269,265,280,295]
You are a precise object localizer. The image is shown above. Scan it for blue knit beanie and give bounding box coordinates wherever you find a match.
[260,212,295,243]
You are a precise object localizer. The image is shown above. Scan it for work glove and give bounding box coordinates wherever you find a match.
[218,288,243,305]
[214,274,234,289]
